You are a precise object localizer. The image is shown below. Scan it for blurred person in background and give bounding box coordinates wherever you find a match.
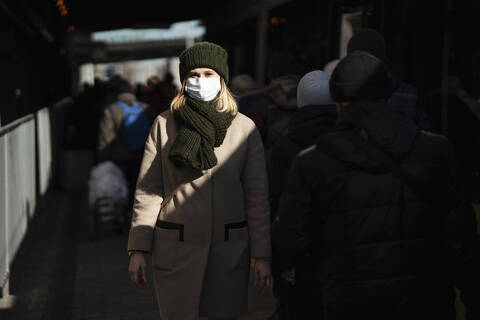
[238,51,304,151]
[135,82,147,100]
[269,70,337,224]
[142,73,177,117]
[431,75,480,205]
[127,42,271,320]
[97,77,154,207]
[66,81,105,150]
[268,70,337,320]
[347,29,432,130]
[230,74,257,97]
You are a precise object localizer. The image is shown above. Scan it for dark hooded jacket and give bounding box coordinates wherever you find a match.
[269,105,337,218]
[273,100,480,320]
[238,76,300,150]
[390,73,432,131]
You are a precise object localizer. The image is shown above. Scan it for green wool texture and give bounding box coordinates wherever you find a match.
[179,42,229,83]
[169,98,235,170]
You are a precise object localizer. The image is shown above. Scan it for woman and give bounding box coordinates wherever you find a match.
[127,42,272,320]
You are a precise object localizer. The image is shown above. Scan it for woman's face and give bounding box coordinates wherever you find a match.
[187,68,220,79]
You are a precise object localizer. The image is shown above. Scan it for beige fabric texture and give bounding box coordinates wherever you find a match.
[127,110,271,320]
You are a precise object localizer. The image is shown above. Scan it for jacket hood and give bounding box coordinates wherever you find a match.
[263,76,300,110]
[317,100,419,172]
[288,105,337,149]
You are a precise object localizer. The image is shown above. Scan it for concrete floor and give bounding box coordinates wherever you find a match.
[0,190,275,320]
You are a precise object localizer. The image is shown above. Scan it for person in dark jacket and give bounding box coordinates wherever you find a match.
[269,70,337,219]
[431,75,480,204]
[269,70,337,320]
[238,51,303,150]
[272,51,480,320]
[347,29,432,130]
[141,75,177,117]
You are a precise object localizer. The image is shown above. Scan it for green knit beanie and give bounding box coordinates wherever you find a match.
[179,42,229,84]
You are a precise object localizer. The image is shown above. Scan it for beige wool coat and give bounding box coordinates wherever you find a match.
[127,110,271,320]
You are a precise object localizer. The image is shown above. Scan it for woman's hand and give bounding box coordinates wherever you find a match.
[128,252,148,289]
[253,258,272,295]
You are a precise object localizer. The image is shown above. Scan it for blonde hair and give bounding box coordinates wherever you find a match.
[170,78,238,115]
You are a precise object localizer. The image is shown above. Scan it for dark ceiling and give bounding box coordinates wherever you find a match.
[1,0,381,44]
[66,0,219,31]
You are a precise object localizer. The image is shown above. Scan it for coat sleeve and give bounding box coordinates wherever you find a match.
[97,106,117,161]
[442,142,480,319]
[272,153,313,259]
[242,124,271,258]
[127,116,164,254]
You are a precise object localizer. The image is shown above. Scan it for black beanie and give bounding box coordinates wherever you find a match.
[268,51,302,80]
[329,51,393,102]
[347,29,386,61]
[179,42,229,84]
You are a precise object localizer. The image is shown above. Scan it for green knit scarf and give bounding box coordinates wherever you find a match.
[169,98,235,170]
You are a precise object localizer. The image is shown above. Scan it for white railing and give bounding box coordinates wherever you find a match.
[0,97,72,292]
[36,108,52,197]
[0,115,36,289]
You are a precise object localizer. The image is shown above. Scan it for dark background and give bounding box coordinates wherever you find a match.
[0,0,476,128]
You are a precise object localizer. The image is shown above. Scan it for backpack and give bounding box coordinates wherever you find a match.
[115,101,150,152]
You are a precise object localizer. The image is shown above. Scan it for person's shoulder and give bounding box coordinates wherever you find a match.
[233,112,256,130]
[285,144,320,170]
[288,145,322,177]
[297,144,317,158]
[103,102,124,120]
[395,81,418,95]
[417,130,450,148]
[151,110,173,127]
[106,101,122,111]
[414,130,455,163]
[157,109,173,121]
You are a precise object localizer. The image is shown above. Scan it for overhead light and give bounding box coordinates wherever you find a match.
[56,0,68,16]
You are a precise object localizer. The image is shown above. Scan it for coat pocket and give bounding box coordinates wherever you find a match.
[224,220,249,241]
[152,220,184,271]
[156,220,184,241]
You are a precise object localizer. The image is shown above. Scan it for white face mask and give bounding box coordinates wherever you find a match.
[185,77,221,102]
